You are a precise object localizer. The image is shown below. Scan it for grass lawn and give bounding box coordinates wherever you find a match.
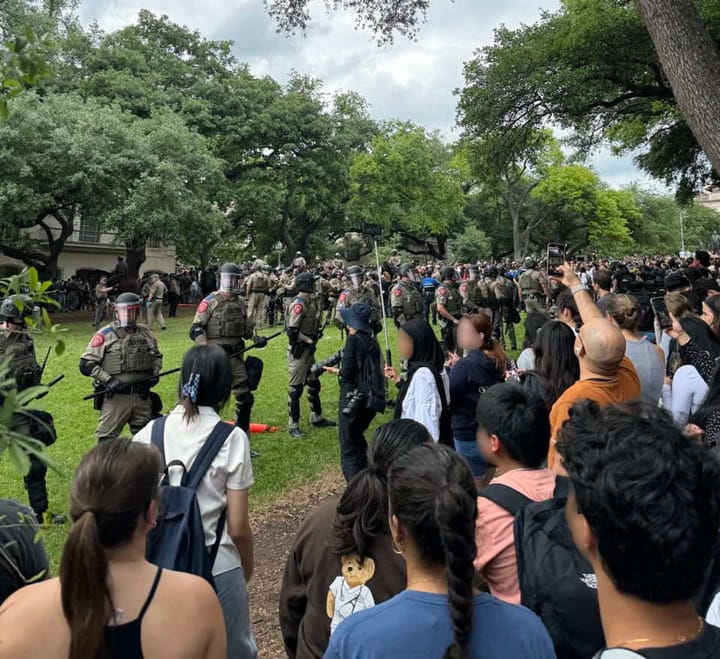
[0,305,522,568]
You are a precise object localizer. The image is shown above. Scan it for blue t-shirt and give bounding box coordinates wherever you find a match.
[324,590,556,659]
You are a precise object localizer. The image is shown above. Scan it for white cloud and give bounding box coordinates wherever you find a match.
[80,0,659,189]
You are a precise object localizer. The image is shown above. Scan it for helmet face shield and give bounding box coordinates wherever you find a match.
[219,272,241,294]
[116,302,140,328]
[350,274,362,290]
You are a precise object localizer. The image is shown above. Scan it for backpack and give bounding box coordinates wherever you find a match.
[357,340,386,413]
[146,416,233,589]
[479,476,605,659]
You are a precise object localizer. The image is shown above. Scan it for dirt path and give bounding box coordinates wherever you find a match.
[249,468,344,658]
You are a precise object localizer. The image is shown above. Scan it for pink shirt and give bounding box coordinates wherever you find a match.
[474,469,557,604]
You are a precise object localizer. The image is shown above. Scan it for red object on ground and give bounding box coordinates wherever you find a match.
[223,421,280,433]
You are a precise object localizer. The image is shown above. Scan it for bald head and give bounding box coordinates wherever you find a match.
[578,318,626,377]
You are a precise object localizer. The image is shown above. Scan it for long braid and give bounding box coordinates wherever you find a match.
[436,481,477,659]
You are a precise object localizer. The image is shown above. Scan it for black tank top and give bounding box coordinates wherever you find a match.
[105,568,163,659]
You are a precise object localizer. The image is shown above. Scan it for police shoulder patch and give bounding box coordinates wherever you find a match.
[393,288,402,297]
[90,333,105,348]
[460,284,467,292]
[197,300,209,313]
[339,293,346,302]
[438,287,448,295]
[292,303,304,315]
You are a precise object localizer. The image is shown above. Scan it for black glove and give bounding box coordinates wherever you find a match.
[105,378,126,394]
[253,336,268,349]
[145,376,159,388]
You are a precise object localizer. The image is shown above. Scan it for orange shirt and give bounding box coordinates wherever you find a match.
[548,357,641,469]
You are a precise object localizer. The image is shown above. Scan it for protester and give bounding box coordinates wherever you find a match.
[516,312,550,372]
[134,344,256,659]
[685,364,720,454]
[702,293,720,340]
[0,499,49,604]
[446,313,506,484]
[532,320,580,408]
[323,302,384,481]
[555,287,581,331]
[558,401,720,658]
[384,319,451,444]
[606,294,665,403]
[324,443,555,658]
[0,439,226,659]
[547,263,641,471]
[279,419,431,659]
[474,383,555,604]
[592,270,613,316]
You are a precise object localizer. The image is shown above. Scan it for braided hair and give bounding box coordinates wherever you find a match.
[388,444,477,658]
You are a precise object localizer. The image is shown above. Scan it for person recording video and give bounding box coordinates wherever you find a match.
[321,302,386,481]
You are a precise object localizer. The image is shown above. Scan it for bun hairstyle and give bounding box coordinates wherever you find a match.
[606,294,642,331]
[388,444,477,659]
[178,344,233,422]
[59,439,162,659]
[331,419,432,559]
[464,313,507,375]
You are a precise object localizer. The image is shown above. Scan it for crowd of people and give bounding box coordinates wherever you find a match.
[2,248,720,658]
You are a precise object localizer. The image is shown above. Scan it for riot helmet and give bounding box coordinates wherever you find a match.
[0,295,34,326]
[347,265,363,290]
[219,263,242,294]
[524,257,537,269]
[295,272,316,293]
[486,265,499,279]
[115,292,142,328]
[440,266,457,282]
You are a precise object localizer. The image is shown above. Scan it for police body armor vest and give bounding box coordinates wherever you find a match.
[403,284,423,316]
[519,270,543,295]
[0,334,41,390]
[444,286,462,316]
[475,280,496,309]
[206,295,248,341]
[290,298,320,337]
[250,273,268,293]
[103,330,156,377]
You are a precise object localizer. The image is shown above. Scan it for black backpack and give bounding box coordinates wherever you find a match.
[357,341,386,413]
[147,417,233,589]
[479,477,605,659]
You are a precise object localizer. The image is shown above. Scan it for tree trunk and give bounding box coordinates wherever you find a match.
[636,0,720,176]
[125,239,147,278]
[508,199,522,260]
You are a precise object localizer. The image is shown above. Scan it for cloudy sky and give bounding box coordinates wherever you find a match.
[80,0,658,189]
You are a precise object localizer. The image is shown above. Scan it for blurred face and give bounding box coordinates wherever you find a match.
[702,302,716,328]
[457,317,484,352]
[219,272,240,294]
[116,303,140,328]
[398,329,414,361]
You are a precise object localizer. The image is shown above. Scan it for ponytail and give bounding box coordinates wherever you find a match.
[388,444,478,659]
[482,338,507,377]
[436,484,476,659]
[59,511,112,659]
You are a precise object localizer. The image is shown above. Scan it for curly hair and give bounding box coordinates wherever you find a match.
[557,400,720,603]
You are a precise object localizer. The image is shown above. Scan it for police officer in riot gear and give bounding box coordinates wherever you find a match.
[390,264,424,327]
[80,292,162,442]
[0,295,64,524]
[435,266,462,353]
[286,272,336,438]
[335,266,382,334]
[245,262,270,329]
[189,263,257,433]
[518,258,549,313]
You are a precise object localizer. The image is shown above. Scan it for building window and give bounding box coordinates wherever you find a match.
[78,218,100,243]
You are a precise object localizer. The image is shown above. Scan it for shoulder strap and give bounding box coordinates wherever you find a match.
[186,421,234,491]
[553,475,570,499]
[150,416,168,465]
[479,483,533,517]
